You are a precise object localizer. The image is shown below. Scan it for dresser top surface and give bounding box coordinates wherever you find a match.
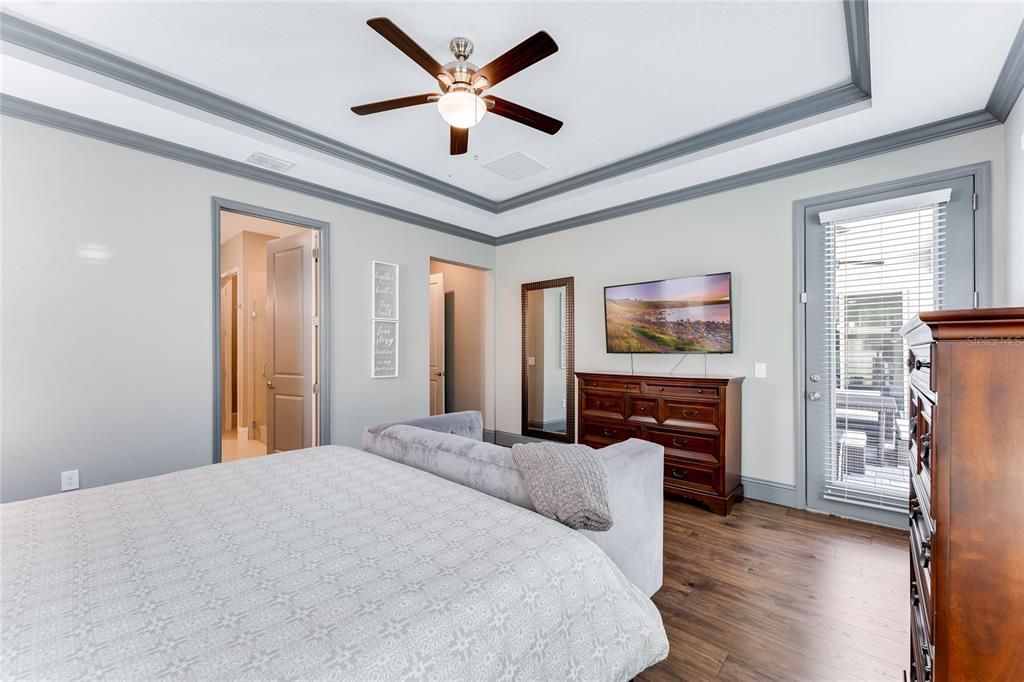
[576,370,744,382]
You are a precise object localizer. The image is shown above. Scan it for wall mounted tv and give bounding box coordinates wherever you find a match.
[604,272,733,353]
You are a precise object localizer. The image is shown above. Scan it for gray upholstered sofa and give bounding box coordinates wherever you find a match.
[362,411,664,596]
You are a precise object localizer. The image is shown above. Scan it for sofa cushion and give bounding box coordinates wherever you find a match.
[373,425,535,510]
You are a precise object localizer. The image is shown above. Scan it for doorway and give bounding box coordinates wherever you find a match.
[428,259,488,419]
[213,198,331,462]
[795,165,990,526]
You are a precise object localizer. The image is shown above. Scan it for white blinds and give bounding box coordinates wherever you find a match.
[818,190,949,510]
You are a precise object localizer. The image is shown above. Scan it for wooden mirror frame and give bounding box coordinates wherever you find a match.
[521,277,575,443]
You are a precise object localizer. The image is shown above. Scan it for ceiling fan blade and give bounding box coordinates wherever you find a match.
[486,96,563,135]
[450,126,468,155]
[351,94,437,116]
[367,18,449,81]
[473,31,558,88]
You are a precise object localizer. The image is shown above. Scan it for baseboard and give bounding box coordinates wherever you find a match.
[488,430,543,447]
[740,476,800,508]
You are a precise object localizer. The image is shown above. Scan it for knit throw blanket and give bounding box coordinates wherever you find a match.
[511,442,613,531]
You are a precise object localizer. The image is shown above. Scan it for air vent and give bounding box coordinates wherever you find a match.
[482,152,547,181]
[244,151,296,173]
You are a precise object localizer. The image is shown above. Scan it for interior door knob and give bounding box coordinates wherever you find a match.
[266,380,274,389]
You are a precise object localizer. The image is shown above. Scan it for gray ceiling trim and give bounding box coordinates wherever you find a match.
[986,19,1024,122]
[0,11,496,212]
[0,94,497,245]
[843,0,871,95]
[0,8,872,215]
[493,83,869,212]
[494,109,998,245]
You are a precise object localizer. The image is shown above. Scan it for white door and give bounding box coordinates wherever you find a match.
[429,272,445,415]
[220,275,235,433]
[266,231,315,453]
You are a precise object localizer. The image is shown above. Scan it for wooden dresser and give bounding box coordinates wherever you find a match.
[576,371,743,515]
[900,308,1024,681]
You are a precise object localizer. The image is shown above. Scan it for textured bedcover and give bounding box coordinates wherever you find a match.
[1,446,668,681]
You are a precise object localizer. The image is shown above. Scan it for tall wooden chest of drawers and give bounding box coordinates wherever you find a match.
[900,308,1024,681]
[576,371,743,515]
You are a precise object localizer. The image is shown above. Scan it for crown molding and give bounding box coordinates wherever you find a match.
[0,7,872,214]
[0,94,497,245]
[494,109,998,245]
[986,19,1024,122]
[844,0,872,96]
[0,12,496,211]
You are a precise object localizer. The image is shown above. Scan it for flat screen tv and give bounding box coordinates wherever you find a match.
[604,272,733,353]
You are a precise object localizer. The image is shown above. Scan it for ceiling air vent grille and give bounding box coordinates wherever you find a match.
[244,151,296,173]
[482,152,547,181]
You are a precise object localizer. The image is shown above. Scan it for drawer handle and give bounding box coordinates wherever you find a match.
[920,539,932,568]
[915,359,931,371]
[920,434,931,464]
[911,583,920,606]
[638,406,646,412]
[682,409,699,418]
[602,429,615,437]
[656,387,664,392]
[671,438,690,448]
[697,389,704,394]
[909,500,920,522]
[597,401,608,409]
[670,467,688,479]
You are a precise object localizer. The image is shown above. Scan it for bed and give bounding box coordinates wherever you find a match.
[0,446,668,680]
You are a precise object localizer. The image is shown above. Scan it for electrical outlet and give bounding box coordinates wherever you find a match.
[60,470,79,492]
[754,362,767,379]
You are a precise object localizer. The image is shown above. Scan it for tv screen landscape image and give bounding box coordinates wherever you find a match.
[604,272,733,353]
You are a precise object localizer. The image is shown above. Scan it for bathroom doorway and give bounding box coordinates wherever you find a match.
[213,199,331,462]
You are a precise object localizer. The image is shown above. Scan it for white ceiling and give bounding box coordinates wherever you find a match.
[2,1,1022,238]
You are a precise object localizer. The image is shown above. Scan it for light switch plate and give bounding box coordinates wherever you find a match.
[754,362,767,378]
[60,469,79,492]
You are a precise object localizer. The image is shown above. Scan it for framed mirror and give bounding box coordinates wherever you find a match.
[521,277,575,442]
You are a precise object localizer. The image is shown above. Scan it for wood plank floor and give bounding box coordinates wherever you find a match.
[638,498,909,682]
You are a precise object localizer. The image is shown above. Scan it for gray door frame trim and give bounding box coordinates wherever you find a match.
[211,197,332,463]
[791,161,992,527]
[1,95,1000,250]
[0,6,873,213]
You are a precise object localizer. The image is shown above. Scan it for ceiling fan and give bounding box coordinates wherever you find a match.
[351,18,563,156]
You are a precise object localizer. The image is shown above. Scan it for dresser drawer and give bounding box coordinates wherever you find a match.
[580,419,638,446]
[643,382,718,401]
[626,397,658,424]
[580,377,641,393]
[664,458,721,494]
[910,496,934,641]
[582,394,625,419]
[648,428,720,465]
[910,586,934,682]
[662,400,719,431]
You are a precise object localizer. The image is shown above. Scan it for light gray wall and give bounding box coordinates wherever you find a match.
[1006,91,1024,305]
[0,117,494,502]
[495,126,1007,486]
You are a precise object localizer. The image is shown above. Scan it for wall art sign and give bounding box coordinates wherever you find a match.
[372,319,399,378]
[371,261,399,378]
[372,261,399,320]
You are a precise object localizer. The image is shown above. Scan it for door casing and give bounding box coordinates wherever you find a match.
[792,163,992,526]
[428,272,445,415]
[211,197,331,463]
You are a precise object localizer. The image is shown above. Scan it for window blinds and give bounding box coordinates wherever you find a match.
[818,189,950,511]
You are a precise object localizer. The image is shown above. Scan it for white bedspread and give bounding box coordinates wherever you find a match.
[1,446,668,681]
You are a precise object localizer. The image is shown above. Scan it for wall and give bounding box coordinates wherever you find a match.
[0,117,494,502]
[428,260,489,417]
[1006,91,1024,305]
[495,126,1007,490]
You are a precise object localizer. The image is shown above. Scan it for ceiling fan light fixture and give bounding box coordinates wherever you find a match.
[437,90,486,128]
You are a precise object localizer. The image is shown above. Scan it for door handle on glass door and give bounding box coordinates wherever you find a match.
[808,392,821,401]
